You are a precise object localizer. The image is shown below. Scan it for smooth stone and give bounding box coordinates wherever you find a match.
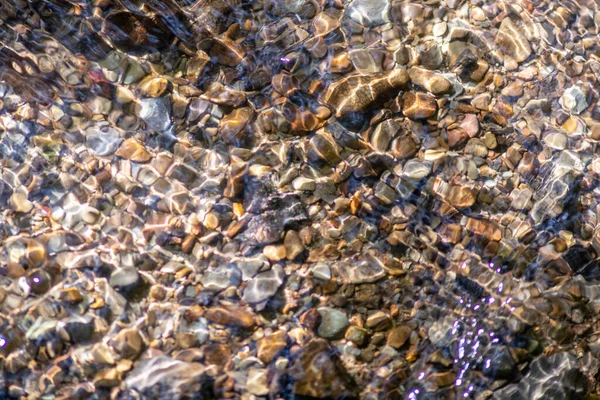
[402,92,437,120]
[86,126,122,156]
[544,132,567,150]
[109,267,140,290]
[243,265,285,309]
[137,76,169,98]
[126,356,205,399]
[257,330,287,363]
[409,67,452,95]
[263,245,287,261]
[200,264,242,291]
[115,138,152,162]
[345,326,368,347]
[138,97,172,132]
[323,69,409,117]
[219,107,253,147]
[9,190,33,213]
[371,118,401,152]
[246,368,270,396]
[293,177,316,191]
[317,307,349,339]
[204,305,255,327]
[387,326,412,349]
[110,328,144,360]
[460,114,479,137]
[307,131,342,166]
[290,339,357,398]
[365,311,391,330]
[560,86,588,115]
[311,263,332,280]
[433,22,447,37]
[502,82,524,97]
[347,0,391,27]
[402,160,432,179]
[334,258,385,284]
[284,230,304,260]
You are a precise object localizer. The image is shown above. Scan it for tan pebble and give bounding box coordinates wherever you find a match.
[115,138,152,162]
[233,203,244,218]
[284,230,304,260]
[402,92,437,120]
[204,213,219,230]
[264,245,287,261]
[501,82,524,97]
[10,191,33,213]
[483,132,497,149]
[138,76,169,98]
[387,326,412,349]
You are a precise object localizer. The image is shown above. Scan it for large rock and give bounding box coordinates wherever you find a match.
[290,339,358,398]
[492,352,589,400]
[125,356,206,399]
[347,0,391,27]
[323,69,409,117]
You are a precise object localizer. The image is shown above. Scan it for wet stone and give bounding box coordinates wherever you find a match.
[402,92,437,120]
[290,339,357,398]
[347,0,391,27]
[257,330,287,363]
[242,265,284,308]
[387,326,411,349]
[323,69,409,117]
[86,126,122,156]
[137,97,172,132]
[126,356,205,399]
[409,67,453,95]
[317,307,349,339]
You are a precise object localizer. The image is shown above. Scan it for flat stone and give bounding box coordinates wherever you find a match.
[86,126,122,156]
[293,177,316,191]
[126,356,205,399]
[204,305,255,327]
[560,85,588,115]
[137,76,169,98]
[110,328,144,360]
[284,230,304,260]
[347,0,391,27]
[243,265,285,309]
[246,368,270,396]
[311,263,332,280]
[137,97,172,132]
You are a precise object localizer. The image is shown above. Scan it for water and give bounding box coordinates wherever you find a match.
[1,0,600,398]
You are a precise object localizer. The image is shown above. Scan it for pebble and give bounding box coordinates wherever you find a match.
[137,97,172,132]
[246,368,270,395]
[317,307,349,339]
[387,326,412,349]
[311,263,332,280]
[293,177,316,191]
[560,85,588,115]
[243,265,284,308]
[86,125,122,156]
[402,92,437,120]
[257,330,287,363]
[409,67,453,95]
